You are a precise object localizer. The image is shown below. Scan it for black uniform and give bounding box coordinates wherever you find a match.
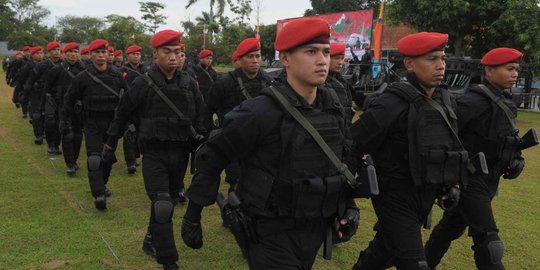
[193,63,218,98]
[118,62,148,169]
[106,65,206,266]
[205,67,273,188]
[424,82,523,270]
[185,80,357,269]
[21,59,47,141]
[12,57,31,115]
[349,74,466,270]
[28,58,63,151]
[44,60,87,169]
[63,64,127,203]
[326,71,354,122]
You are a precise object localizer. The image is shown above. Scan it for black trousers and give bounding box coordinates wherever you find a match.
[62,109,83,166]
[425,172,501,269]
[83,111,115,197]
[122,132,138,164]
[142,143,190,264]
[28,90,44,138]
[225,160,241,188]
[246,216,327,270]
[44,95,61,147]
[354,179,439,270]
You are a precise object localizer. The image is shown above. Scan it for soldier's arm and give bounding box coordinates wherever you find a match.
[456,91,490,131]
[42,66,61,95]
[190,77,207,135]
[62,75,83,122]
[106,78,144,147]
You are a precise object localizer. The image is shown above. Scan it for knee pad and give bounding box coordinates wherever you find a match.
[153,193,173,224]
[418,260,430,270]
[87,153,102,171]
[473,232,504,266]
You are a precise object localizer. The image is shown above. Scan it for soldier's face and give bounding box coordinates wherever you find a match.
[114,55,123,62]
[280,44,330,87]
[82,54,91,61]
[32,51,44,61]
[24,51,30,57]
[330,54,344,73]
[404,51,446,90]
[49,47,62,59]
[92,49,108,65]
[485,63,519,90]
[200,55,212,67]
[179,52,186,69]
[65,49,79,63]
[127,52,141,65]
[107,53,114,63]
[15,54,22,59]
[239,50,261,76]
[153,45,182,73]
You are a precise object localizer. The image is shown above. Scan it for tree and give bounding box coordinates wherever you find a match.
[56,16,105,44]
[103,14,149,54]
[5,0,52,49]
[0,0,16,40]
[259,24,276,64]
[186,0,228,43]
[304,0,380,16]
[228,0,253,24]
[139,1,166,34]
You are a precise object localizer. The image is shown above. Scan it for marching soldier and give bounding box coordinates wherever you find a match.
[63,39,128,211]
[205,37,273,191]
[182,18,359,269]
[10,46,32,117]
[80,47,92,65]
[104,30,206,270]
[113,50,124,68]
[349,32,464,270]
[44,42,86,176]
[21,46,46,144]
[193,49,218,98]
[424,48,533,270]
[326,42,355,122]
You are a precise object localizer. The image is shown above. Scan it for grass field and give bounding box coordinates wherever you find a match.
[0,69,539,270]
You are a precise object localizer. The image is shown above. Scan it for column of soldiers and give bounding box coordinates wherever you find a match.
[2,16,536,270]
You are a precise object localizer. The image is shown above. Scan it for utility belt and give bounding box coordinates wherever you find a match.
[418,149,469,186]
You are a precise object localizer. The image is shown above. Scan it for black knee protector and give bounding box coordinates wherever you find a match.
[473,232,504,268]
[87,153,102,172]
[153,193,174,224]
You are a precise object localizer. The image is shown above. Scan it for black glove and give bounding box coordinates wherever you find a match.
[503,157,525,179]
[59,120,72,136]
[124,124,137,143]
[101,144,116,164]
[191,133,207,151]
[181,219,203,249]
[437,185,460,211]
[334,208,360,243]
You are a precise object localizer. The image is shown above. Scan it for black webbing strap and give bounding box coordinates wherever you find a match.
[202,67,215,83]
[84,69,120,97]
[60,61,76,79]
[139,73,198,137]
[404,82,463,146]
[269,86,356,184]
[477,84,517,131]
[236,76,252,99]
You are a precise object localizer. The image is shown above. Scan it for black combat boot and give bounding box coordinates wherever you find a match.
[141,232,157,259]
[94,195,107,211]
[177,188,186,203]
[34,136,43,145]
[162,262,179,270]
[66,163,77,176]
[127,161,137,174]
[104,187,112,197]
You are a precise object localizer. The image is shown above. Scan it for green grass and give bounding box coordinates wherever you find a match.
[1,70,540,269]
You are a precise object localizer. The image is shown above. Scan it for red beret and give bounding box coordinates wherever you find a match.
[126,45,142,54]
[88,39,109,52]
[80,47,89,55]
[15,51,21,55]
[199,49,213,59]
[150,29,182,48]
[114,50,122,57]
[232,51,239,62]
[330,42,346,56]
[235,38,260,58]
[47,41,61,51]
[108,46,114,53]
[398,32,448,57]
[30,46,43,55]
[275,18,330,51]
[23,46,31,51]
[180,44,186,52]
[481,47,523,66]
[62,42,79,53]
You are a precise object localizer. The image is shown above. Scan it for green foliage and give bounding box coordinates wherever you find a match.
[103,14,153,56]
[0,0,16,40]
[5,0,53,50]
[304,0,381,16]
[139,1,167,34]
[56,16,105,44]
[259,24,276,63]
[227,0,253,24]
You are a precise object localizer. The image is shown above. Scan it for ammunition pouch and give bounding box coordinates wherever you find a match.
[421,149,468,186]
[274,174,345,218]
[44,94,57,116]
[497,135,520,163]
[238,167,275,211]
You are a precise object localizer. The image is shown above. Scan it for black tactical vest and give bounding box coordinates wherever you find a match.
[138,70,194,143]
[387,82,468,186]
[326,73,353,122]
[462,84,518,164]
[81,67,122,112]
[238,84,348,218]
